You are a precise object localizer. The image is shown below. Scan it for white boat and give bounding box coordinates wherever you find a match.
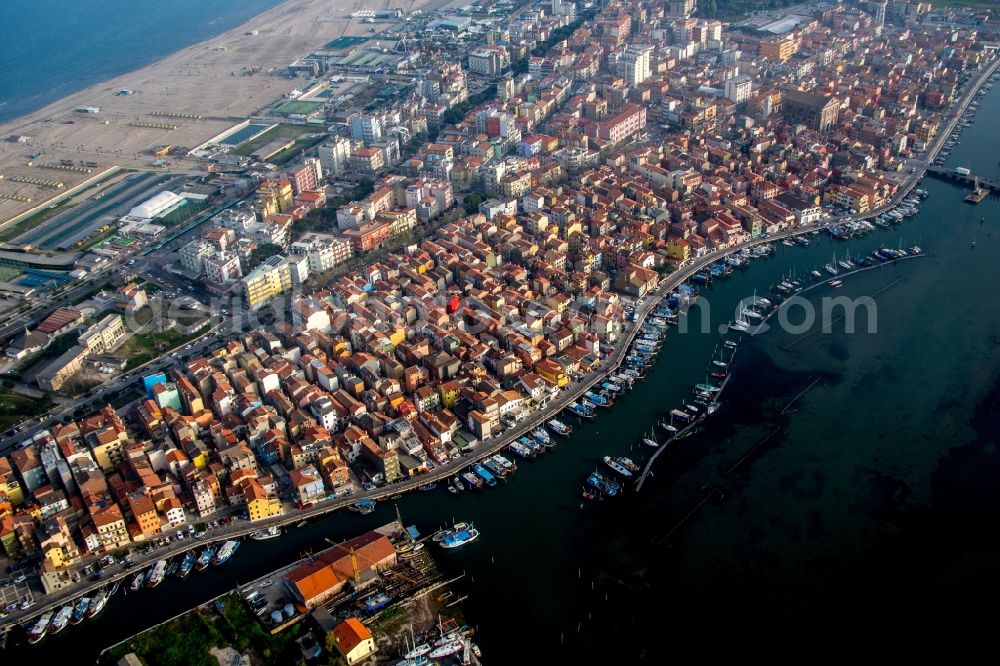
[603,456,633,477]
[250,526,282,541]
[28,611,52,644]
[428,639,464,658]
[642,427,659,448]
[87,587,111,618]
[214,540,240,565]
[146,560,167,589]
[49,605,73,634]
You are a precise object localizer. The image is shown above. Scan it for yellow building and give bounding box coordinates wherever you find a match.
[535,358,568,387]
[0,459,24,506]
[330,618,377,665]
[243,256,293,310]
[666,237,690,263]
[438,380,461,409]
[258,178,294,216]
[244,480,282,521]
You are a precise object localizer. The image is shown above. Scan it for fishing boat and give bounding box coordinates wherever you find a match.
[461,471,484,490]
[492,454,516,474]
[603,456,633,477]
[584,391,611,407]
[531,428,552,447]
[351,498,377,514]
[87,587,111,618]
[509,441,533,459]
[69,597,91,625]
[250,526,282,541]
[27,611,52,644]
[567,402,594,418]
[440,524,480,549]
[214,540,240,566]
[433,522,470,542]
[146,559,167,589]
[173,551,195,579]
[361,591,394,613]
[482,457,506,478]
[472,463,497,487]
[617,457,640,473]
[49,605,73,634]
[195,545,217,571]
[547,419,572,437]
[586,471,620,497]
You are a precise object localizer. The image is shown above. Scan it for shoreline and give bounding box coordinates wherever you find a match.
[0,0,435,224]
[0,0,287,127]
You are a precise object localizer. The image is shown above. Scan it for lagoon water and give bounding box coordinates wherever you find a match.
[0,0,282,123]
[7,15,1000,663]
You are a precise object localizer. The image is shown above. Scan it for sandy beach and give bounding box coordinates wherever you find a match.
[0,0,442,225]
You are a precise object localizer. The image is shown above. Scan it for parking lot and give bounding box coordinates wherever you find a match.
[0,578,35,614]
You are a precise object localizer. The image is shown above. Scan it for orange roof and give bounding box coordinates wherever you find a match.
[331,617,372,654]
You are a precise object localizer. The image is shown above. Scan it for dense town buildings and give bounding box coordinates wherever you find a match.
[2,0,997,596]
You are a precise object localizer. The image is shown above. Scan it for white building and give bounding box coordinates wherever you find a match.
[319,136,353,177]
[289,232,353,274]
[125,191,186,221]
[204,251,242,285]
[724,75,752,104]
[617,45,653,86]
[179,240,212,275]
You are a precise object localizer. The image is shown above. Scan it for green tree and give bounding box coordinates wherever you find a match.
[248,243,283,268]
[463,193,485,214]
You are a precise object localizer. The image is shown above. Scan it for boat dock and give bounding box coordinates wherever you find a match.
[635,373,732,492]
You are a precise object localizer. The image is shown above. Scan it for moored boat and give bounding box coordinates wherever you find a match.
[603,456,633,478]
[460,471,484,490]
[87,587,110,618]
[195,545,216,571]
[177,551,196,578]
[350,498,377,514]
[440,524,480,549]
[250,526,282,541]
[146,559,167,588]
[472,463,497,487]
[70,597,91,625]
[617,457,640,473]
[27,611,52,644]
[214,540,240,566]
[547,419,572,437]
[49,605,72,634]
[586,471,620,497]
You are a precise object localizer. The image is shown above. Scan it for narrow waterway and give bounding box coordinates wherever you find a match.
[13,86,1000,665]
